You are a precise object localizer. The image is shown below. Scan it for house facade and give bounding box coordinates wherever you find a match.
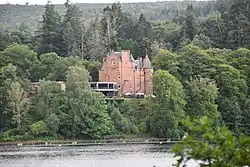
[99,50,153,95]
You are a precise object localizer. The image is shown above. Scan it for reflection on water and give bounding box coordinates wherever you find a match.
[0,144,195,167]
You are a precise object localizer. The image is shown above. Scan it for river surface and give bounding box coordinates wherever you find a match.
[0,144,198,167]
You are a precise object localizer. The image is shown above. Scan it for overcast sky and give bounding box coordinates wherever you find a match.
[0,0,166,5]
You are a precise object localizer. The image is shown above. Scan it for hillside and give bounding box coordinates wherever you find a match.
[0,0,218,30]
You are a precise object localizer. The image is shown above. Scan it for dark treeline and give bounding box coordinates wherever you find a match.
[1,0,250,141]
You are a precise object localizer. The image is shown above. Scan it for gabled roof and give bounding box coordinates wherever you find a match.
[101,50,153,69]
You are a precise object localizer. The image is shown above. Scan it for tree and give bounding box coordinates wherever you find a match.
[66,65,90,91]
[185,78,220,121]
[172,116,250,167]
[0,24,12,51]
[65,65,114,138]
[135,13,154,58]
[62,0,86,57]
[152,49,180,79]
[1,44,38,80]
[242,98,250,135]
[119,38,139,59]
[147,70,186,138]
[201,13,226,48]
[0,64,24,132]
[36,52,60,80]
[36,55,101,82]
[215,64,247,134]
[118,99,152,134]
[191,34,212,49]
[85,18,106,60]
[28,80,65,136]
[35,0,62,55]
[152,22,182,50]
[29,120,48,137]
[229,48,250,95]
[182,4,197,40]
[100,2,124,53]
[109,106,139,135]
[177,44,225,83]
[7,82,29,130]
[224,0,250,49]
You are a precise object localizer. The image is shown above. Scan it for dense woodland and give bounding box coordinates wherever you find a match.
[1,0,250,144]
[0,0,226,30]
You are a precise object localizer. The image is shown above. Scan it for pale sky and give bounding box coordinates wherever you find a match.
[0,0,164,5]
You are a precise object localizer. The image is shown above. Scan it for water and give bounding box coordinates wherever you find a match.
[0,144,197,167]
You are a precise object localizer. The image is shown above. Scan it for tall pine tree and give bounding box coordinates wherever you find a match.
[134,13,154,58]
[62,0,87,58]
[225,0,250,49]
[85,18,106,60]
[35,0,63,55]
[100,2,124,54]
[182,4,197,40]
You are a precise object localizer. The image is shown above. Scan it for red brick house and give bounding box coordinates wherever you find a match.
[99,50,153,95]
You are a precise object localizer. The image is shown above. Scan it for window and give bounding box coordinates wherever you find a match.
[109,84,113,89]
[111,59,115,65]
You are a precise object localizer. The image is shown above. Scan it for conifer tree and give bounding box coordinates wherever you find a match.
[35,0,62,55]
[225,0,250,49]
[100,2,124,54]
[85,18,106,60]
[62,0,87,58]
[182,4,197,40]
[134,13,154,58]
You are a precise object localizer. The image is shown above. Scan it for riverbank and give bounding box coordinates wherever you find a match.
[0,138,179,147]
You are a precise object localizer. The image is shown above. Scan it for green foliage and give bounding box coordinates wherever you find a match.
[224,0,250,49]
[185,78,220,121]
[152,22,182,50]
[62,1,86,57]
[119,39,139,58]
[152,49,180,79]
[191,34,212,49]
[214,64,247,134]
[66,65,90,90]
[178,44,224,83]
[182,4,197,40]
[229,48,250,95]
[66,88,114,139]
[66,65,114,139]
[200,13,226,48]
[35,1,62,55]
[148,70,186,138]
[0,1,217,31]
[45,113,60,136]
[29,121,48,137]
[172,116,250,167]
[1,43,38,80]
[110,107,139,135]
[7,81,29,130]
